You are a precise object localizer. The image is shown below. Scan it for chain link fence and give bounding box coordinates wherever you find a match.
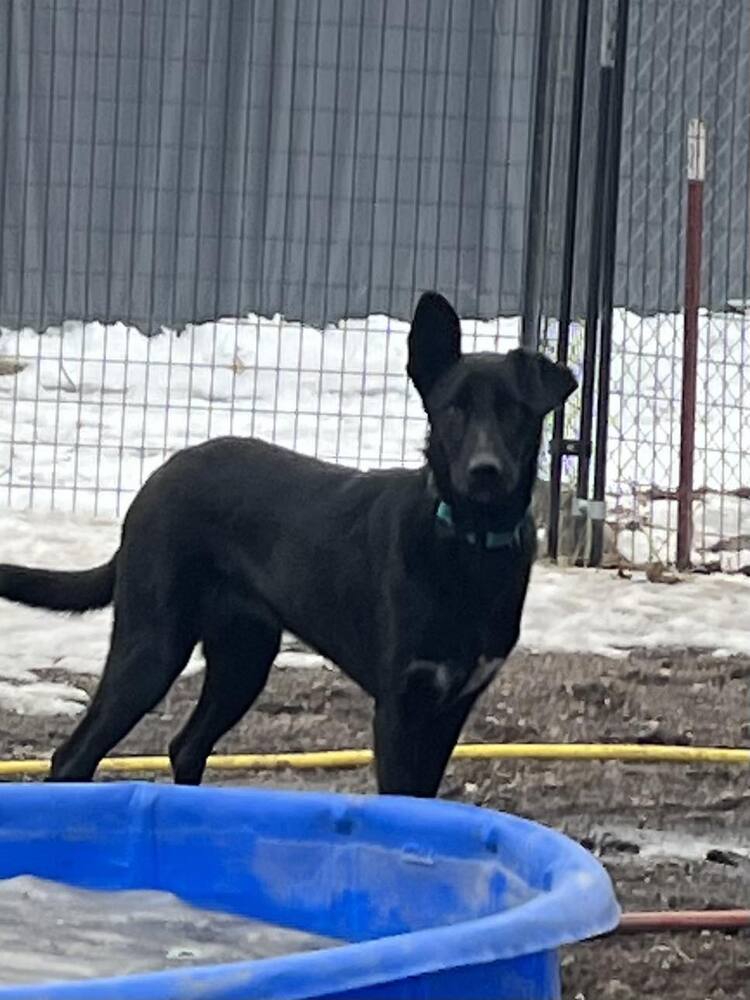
[598,0,749,571]
[539,0,750,572]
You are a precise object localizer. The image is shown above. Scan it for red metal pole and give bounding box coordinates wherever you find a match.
[677,119,705,570]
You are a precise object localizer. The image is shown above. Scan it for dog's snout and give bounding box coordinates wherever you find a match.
[467,455,503,483]
[466,454,504,500]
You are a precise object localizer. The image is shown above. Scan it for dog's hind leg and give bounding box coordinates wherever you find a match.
[49,612,197,782]
[169,610,280,785]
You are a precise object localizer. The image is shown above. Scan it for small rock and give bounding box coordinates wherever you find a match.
[166,946,197,961]
[706,848,743,867]
[0,358,25,376]
[636,720,661,740]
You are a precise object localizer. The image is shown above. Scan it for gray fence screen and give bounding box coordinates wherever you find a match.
[1,0,748,336]
[0,0,537,332]
[546,0,750,317]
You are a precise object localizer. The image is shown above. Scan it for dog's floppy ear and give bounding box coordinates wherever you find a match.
[505,348,577,416]
[407,291,461,401]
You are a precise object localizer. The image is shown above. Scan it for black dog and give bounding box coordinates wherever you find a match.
[0,292,576,795]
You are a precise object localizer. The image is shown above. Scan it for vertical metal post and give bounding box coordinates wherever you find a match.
[677,118,706,570]
[521,0,554,350]
[547,0,590,559]
[573,0,617,563]
[590,0,630,566]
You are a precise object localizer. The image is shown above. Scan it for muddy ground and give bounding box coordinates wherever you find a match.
[1,648,748,999]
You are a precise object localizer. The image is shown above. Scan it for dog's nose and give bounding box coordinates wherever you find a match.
[467,455,503,486]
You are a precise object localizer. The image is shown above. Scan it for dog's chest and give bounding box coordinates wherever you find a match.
[401,563,528,705]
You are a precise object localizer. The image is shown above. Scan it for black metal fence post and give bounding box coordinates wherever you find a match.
[590,0,630,567]
[521,0,555,351]
[547,0,590,560]
[573,0,617,563]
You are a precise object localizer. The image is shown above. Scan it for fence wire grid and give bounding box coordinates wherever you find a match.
[0,0,748,572]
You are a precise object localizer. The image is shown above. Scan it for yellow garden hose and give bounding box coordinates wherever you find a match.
[0,742,747,778]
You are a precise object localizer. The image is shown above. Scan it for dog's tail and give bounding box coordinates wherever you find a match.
[0,555,117,612]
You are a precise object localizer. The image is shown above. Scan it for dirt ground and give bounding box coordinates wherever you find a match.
[1,647,748,999]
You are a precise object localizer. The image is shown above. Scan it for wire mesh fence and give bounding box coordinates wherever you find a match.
[0,0,748,570]
[0,313,521,515]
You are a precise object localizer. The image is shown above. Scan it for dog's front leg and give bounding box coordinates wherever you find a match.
[373,694,475,798]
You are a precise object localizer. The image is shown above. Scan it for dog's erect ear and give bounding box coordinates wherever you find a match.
[505,348,578,416]
[407,292,462,401]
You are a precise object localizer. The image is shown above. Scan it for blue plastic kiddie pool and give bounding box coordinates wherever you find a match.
[0,782,619,999]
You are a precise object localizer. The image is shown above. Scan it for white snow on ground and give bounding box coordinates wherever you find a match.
[1,506,749,717]
[523,562,750,659]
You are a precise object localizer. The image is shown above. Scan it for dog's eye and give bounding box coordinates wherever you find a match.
[440,405,465,438]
